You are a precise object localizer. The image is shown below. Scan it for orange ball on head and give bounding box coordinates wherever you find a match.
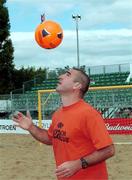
[35,20,63,49]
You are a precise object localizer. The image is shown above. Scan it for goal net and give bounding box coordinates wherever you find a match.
[37,89,61,128]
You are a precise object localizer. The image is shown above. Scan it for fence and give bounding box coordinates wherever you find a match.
[86,63,130,75]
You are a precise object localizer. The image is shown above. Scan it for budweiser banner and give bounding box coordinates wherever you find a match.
[0,119,132,134]
[105,118,132,134]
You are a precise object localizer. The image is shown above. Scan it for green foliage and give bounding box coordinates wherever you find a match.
[0,0,14,94]
[13,67,47,91]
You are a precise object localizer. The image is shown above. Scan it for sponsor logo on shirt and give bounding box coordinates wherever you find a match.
[53,122,69,143]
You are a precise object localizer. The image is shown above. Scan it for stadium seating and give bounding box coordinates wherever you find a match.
[28,71,131,91]
[89,72,130,87]
[9,66,132,119]
[31,79,58,91]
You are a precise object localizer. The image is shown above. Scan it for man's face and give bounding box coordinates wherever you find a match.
[56,69,80,94]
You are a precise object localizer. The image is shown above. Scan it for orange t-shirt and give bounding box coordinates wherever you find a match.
[48,99,113,180]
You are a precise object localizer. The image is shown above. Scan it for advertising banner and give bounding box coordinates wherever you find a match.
[0,118,132,134]
[105,118,132,134]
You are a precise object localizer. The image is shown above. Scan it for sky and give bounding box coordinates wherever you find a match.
[6,0,132,69]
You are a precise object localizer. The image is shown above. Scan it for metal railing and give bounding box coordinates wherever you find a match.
[86,63,130,75]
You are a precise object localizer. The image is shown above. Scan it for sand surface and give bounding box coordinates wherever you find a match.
[0,134,132,180]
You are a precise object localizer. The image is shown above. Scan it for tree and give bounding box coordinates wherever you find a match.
[12,66,47,93]
[0,0,14,94]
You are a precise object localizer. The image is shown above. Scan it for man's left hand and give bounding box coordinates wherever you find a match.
[55,159,81,178]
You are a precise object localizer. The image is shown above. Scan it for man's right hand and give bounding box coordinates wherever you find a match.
[13,111,52,145]
[12,111,33,130]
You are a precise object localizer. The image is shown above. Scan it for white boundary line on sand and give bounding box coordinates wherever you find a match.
[114,142,132,145]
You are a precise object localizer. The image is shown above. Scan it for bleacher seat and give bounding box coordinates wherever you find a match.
[90,72,130,87]
[24,72,131,92]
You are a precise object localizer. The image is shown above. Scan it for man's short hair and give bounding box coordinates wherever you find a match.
[73,67,90,97]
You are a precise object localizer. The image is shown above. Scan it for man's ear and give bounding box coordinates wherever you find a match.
[73,82,82,90]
